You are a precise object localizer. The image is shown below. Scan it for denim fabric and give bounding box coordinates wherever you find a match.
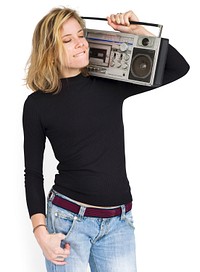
[45,191,137,272]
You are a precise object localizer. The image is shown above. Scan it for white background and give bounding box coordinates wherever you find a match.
[1,1,199,271]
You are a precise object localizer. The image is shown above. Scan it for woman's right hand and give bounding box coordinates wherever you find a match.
[107,10,153,36]
[34,227,70,265]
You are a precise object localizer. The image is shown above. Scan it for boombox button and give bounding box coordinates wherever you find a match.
[124,54,130,61]
[122,63,128,69]
[99,69,106,73]
[116,62,121,68]
[110,61,115,67]
[120,43,128,52]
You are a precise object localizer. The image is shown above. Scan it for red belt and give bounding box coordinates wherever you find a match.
[52,195,132,218]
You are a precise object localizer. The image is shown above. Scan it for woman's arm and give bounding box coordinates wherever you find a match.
[23,95,70,265]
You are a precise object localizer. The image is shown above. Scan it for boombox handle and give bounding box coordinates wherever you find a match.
[82,17,163,38]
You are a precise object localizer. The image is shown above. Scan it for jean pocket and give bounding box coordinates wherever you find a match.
[48,204,78,241]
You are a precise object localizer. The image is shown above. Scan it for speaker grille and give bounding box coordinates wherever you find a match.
[129,48,155,83]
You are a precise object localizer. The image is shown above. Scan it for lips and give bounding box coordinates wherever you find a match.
[73,51,86,58]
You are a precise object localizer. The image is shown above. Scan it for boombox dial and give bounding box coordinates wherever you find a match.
[119,42,129,52]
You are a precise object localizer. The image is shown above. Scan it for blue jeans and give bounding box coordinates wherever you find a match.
[46,191,137,272]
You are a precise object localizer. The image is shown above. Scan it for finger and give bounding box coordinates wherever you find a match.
[126,10,139,24]
[54,243,70,258]
[107,16,117,30]
[64,243,70,253]
[53,258,67,265]
[120,13,127,25]
[54,250,70,259]
[49,255,66,265]
[56,255,65,260]
[124,13,131,26]
[115,13,123,25]
[109,14,117,24]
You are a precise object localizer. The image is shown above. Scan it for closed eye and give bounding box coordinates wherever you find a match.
[62,36,85,44]
[63,40,71,43]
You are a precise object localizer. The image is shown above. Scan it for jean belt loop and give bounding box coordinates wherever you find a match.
[120,204,126,220]
[48,189,55,202]
[78,206,86,219]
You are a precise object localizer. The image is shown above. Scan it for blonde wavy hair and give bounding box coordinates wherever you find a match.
[25,6,87,93]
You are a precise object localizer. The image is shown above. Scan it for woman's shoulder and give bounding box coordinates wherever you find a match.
[24,89,54,105]
[23,91,53,117]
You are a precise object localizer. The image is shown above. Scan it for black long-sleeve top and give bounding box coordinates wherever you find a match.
[23,44,189,217]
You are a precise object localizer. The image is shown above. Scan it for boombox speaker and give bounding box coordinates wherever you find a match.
[82,17,169,87]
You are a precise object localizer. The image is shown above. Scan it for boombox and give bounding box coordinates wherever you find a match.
[82,17,169,87]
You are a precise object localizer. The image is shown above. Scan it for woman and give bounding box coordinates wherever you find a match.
[23,6,189,272]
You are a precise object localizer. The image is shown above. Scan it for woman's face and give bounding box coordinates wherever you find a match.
[60,17,89,77]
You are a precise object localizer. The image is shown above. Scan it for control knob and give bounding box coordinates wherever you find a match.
[120,43,128,52]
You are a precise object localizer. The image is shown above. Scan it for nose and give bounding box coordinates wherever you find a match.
[74,37,84,48]
[77,42,84,47]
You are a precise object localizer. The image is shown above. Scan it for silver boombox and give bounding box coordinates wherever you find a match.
[83,17,169,87]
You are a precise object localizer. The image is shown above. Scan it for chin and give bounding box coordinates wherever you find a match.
[80,59,89,69]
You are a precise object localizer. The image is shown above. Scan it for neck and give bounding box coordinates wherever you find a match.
[61,69,81,78]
